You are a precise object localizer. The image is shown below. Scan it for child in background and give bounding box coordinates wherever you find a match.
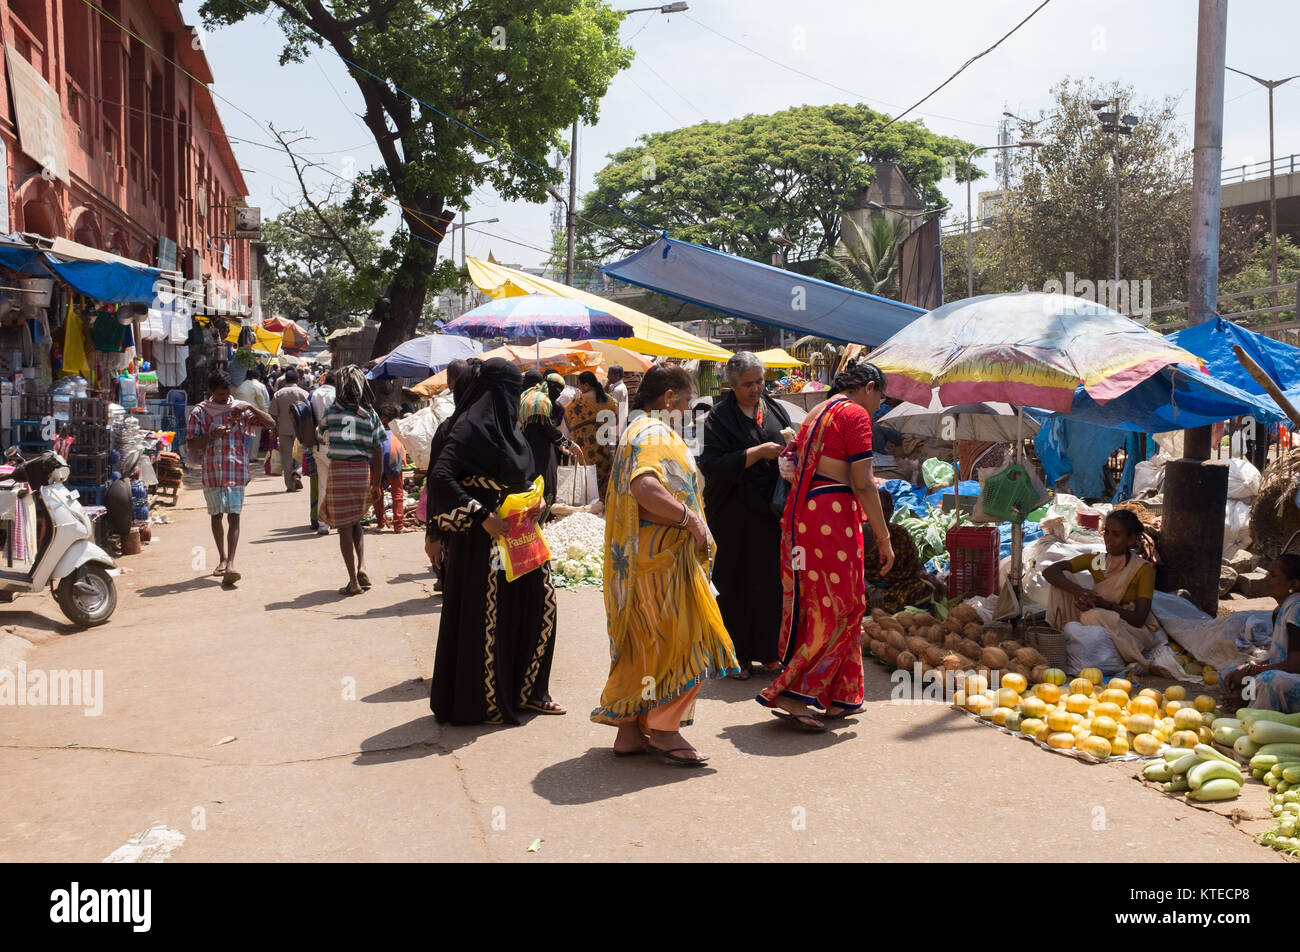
[375,406,406,532]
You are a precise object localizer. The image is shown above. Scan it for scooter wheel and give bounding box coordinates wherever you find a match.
[56,564,117,627]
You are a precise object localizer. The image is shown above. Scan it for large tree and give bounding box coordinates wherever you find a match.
[261,202,384,335]
[200,0,633,356]
[577,104,976,266]
[942,78,1261,308]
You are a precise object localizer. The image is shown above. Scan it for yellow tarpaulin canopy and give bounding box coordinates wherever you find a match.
[466,257,733,361]
[754,347,805,368]
[225,323,283,355]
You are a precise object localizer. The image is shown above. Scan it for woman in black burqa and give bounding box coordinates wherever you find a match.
[427,357,563,725]
[697,352,792,679]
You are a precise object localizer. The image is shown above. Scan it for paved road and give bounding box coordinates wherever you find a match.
[0,473,1286,862]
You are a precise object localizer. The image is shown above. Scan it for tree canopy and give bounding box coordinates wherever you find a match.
[576,104,976,265]
[199,0,633,355]
[943,78,1261,308]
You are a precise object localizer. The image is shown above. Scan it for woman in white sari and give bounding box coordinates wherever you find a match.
[1043,509,1156,663]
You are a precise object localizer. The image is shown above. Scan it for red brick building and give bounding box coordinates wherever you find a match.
[0,0,252,311]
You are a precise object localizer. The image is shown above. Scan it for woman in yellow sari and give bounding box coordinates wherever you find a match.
[593,364,740,765]
[563,371,619,499]
[1043,508,1157,664]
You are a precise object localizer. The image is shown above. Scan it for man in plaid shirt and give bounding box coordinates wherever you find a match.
[188,369,275,588]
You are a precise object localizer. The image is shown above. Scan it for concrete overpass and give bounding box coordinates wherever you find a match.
[1219,153,1300,238]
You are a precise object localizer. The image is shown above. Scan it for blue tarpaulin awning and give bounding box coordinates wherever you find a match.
[1167,316,1300,395]
[42,254,161,305]
[600,235,925,346]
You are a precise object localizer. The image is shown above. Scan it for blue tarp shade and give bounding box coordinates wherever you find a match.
[1035,418,1145,501]
[1168,317,1300,396]
[42,254,161,305]
[1040,363,1286,433]
[601,235,925,346]
[0,240,47,275]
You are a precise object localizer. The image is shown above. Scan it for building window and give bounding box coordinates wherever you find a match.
[9,0,48,75]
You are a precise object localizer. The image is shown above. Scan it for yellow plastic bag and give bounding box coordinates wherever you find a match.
[495,476,550,582]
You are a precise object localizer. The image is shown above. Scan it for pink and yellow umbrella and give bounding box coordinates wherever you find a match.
[869,293,1203,413]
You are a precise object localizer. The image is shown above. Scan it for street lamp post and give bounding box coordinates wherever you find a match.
[965,140,1043,298]
[448,216,499,314]
[1226,67,1300,308]
[558,3,688,288]
[1090,98,1140,284]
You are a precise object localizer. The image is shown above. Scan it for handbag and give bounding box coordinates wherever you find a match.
[556,459,599,506]
[770,476,789,518]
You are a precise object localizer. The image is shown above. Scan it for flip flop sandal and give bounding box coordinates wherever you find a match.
[823,706,867,720]
[646,744,709,767]
[338,585,363,597]
[212,566,227,577]
[357,571,373,589]
[771,710,827,732]
[728,668,753,681]
[521,699,566,715]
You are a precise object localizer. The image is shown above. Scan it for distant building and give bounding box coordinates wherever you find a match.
[0,0,253,312]
[840,162,926,247]
[978,189,1007,227]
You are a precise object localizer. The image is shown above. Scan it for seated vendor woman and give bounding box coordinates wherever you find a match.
[1222,555,1300,714]
[864,488,942,613]
[1042,509,1155,664]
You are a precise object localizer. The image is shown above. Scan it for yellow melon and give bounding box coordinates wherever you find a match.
[1108,677,1133,695]
[1138,687,1163,702]
[1019,696,1048,719]
[1080,735,1113,759]
[1069,711,1086,726]
[1047,731,1076,749]
[966,674,990,695]
[1041,668,1067,685]
[1033,683,1062,704]
[1000,672,1028,694]
[992,706,1014,726]
[1165,700,1184,716]
[1170,730,1199,748]
[1132,732,1162,755]
[1047,709,1074,732]
[1197,726,1215,745]
[1125,713,1156,735]
[1128,695,1159,717]
[953,690,966,708]
[1069,677,1095,697]
[1020,717,1045,736]
[1091,715,1118,739]
[1203,668,1219,686]
[1094,701,1124,720]
[1066,693,1093,714]
[1192,694,1216,713]
[1034,722,1053,742]
[996,687,1020,709]
[1099,689,1130,708]
[1173,707,1202,731]
[1165,685,1186,701]
[1079,667,1104,685]
[1110,735,1130,756]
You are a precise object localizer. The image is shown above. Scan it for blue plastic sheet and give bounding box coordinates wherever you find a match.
[924,480,980,508]
[1033,417,1128,500]
[601,235,924,346]
[1168,317,1300,396]
[43,255,162,305]
[880,478,927,517]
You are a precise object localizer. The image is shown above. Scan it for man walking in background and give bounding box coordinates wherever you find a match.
[233,366,270,464]
[270,369,308,492]
[309,371,337,534]
[607,364,628,443]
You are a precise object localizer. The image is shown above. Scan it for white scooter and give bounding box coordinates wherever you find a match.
[0,447,118,626]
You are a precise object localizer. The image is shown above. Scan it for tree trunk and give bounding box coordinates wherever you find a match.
[368,196,450,360]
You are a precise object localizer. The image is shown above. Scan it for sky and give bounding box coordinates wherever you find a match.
[181,0,1300,272]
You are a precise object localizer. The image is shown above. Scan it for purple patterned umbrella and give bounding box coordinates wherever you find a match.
[442,293,632,341]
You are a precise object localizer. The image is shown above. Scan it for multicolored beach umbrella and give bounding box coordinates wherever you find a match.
[868,292,1203,413]
[443,293,632,341]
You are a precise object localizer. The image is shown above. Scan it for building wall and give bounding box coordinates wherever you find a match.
[0,0,251,309]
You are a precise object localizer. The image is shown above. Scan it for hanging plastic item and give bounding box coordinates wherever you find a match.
[975,462,1048,523]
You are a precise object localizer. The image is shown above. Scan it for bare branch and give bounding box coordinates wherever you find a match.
[269,124,364,270]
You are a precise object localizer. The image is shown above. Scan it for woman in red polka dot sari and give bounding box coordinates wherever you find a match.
[758,362,895,731]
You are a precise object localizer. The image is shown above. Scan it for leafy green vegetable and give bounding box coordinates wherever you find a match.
[891,504,959,565]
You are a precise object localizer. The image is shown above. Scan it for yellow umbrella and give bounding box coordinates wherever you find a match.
[753,347,805,368]
[225,323,283,355]
[466,257,733,361]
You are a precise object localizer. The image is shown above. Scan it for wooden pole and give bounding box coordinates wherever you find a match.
[1234,344,1300,428]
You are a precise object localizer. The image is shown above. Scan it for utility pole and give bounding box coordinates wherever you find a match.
[565,121,578,287]
[1160,0,1229,615]
[1226,67,1300,309]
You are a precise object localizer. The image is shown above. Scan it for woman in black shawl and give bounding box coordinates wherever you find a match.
[427,357,562,724]
[519,369,577,512]
[697,352,792,679]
